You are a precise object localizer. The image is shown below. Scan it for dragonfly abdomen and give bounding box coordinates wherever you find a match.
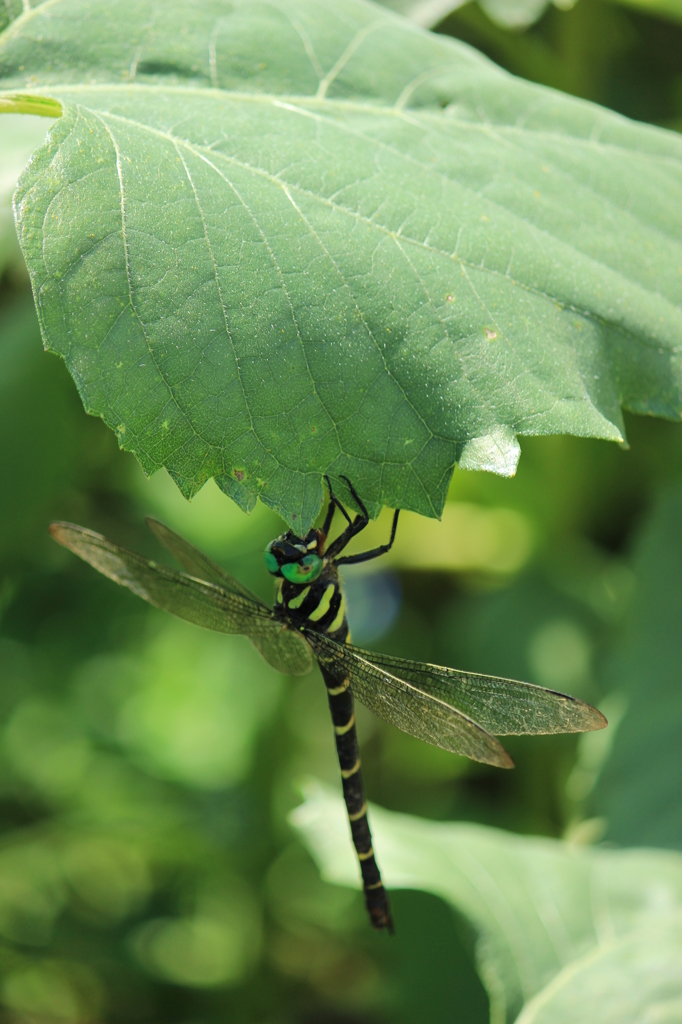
[280,570,392,930]
[320,664,394,933]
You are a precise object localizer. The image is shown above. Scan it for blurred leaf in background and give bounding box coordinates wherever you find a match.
[292,783,682,1024]
[592,487,682,850]
[432,0,682,129]
[378,0,578,29]
[514,914,682,1024]
[0,115,51,281]
[379,0,682,30]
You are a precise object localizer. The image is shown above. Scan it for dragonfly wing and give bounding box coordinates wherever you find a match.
[306,632,513,768]
[144,519,312,675]
[146,518,257,599]
[49,521,307,655]
[350,649,607,736]
[251,629,313,676]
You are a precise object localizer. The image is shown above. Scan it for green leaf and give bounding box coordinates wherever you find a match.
[290,782,682,1024]
[514,915,682,1024]
[593,486,682,850]
[2,0,682,530]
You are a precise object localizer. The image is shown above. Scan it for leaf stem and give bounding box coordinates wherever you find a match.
[0,93,62,117]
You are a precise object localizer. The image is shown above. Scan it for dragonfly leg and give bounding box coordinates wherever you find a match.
[324,475,352,530]
[320,664,394,933]
[319,476,350,552]
[335,509,400,567]
[324,477,371,559]
[319,492,336,541]
[339,475,369,519]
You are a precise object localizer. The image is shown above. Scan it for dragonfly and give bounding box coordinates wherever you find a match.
[50,476,606,934]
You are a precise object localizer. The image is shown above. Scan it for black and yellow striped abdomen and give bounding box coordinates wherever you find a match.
[277,566,393,932]
[320,664,393,931]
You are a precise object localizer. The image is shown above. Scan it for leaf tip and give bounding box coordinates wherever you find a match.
[459,426,521,477]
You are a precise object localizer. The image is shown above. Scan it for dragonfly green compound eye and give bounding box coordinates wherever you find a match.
[281,554,323,584]
[263,549,280,574]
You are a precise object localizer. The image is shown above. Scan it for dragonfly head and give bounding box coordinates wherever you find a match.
[264,530,324,584]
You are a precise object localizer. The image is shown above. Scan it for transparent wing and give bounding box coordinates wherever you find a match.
[146,518,260,599]
[49,522,313,675]
[352,649,607,736]
[251,629,314,676]
[50,520,278,633]
[145,518,313,675]
[306,632,513,768]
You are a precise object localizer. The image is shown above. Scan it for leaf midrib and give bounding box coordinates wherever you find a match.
[90,108,624,440]
[3,82,682,166]
[0,0,63,51]
[55,99,677,338]
[39,99,670,447]
[6,81,682,299]
[54,106,445,497]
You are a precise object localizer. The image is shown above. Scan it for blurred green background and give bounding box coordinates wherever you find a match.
[2,1,682,1021]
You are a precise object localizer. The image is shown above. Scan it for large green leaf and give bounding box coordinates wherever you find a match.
[290,783,682,1024]
[592,486,682,850]
[514,915,682,1024]
[2,0,682,529]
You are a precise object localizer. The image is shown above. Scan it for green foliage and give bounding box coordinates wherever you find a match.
[1,1,682,1021]
[435,0,682,131]
[0,114,50,279]
[378,0,682,29]
[2,289,682,1020]
[515,916,682,1024]
[2,0,682,528]
[592,487,682,849]
[0,290,115,565]
[379,0,573,30]
[616,0,682,22]
[291,783,682,1023]
[380,0,682,31]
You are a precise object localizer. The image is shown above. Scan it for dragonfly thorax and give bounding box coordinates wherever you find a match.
[277,568,348,643]
[266,526,349,641]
